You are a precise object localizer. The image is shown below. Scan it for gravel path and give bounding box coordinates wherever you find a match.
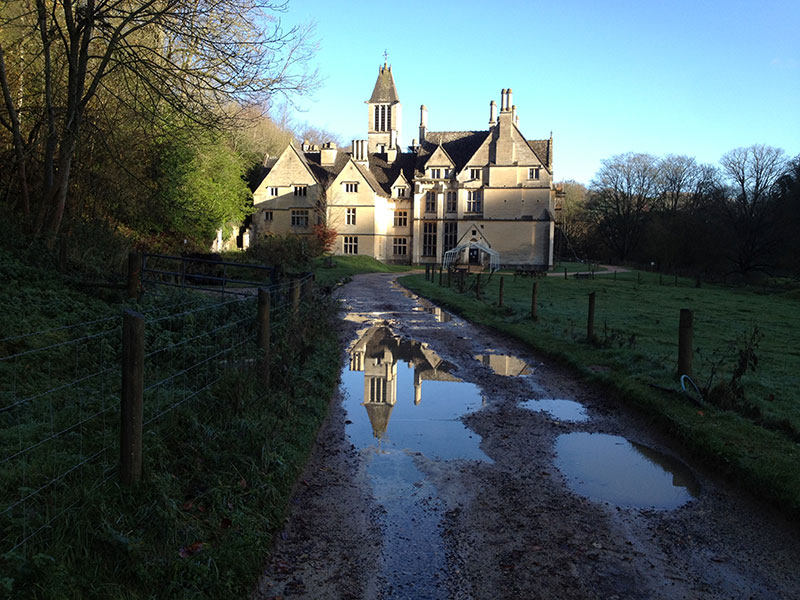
[253,272,799,600]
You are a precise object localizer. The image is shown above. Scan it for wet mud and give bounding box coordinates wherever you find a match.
[254,272,800,600]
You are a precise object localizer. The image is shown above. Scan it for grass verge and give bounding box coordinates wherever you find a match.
[1,247,343,598]
[400,269,800,519]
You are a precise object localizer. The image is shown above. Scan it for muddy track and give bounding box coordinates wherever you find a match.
[253,272,799,600]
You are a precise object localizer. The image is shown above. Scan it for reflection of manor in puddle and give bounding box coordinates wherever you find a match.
[349,325,459,438]
[475,353,531,376]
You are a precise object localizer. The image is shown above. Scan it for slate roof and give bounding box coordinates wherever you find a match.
[367,153,417,196]
[527,138,551,169]
[416,131,490,174]
[368,65,400,104]
[302,151,351,187]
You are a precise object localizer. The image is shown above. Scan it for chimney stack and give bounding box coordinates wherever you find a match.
[489,100,497,125]
[419,104,428,142]
[507,88,513,111]
[352,139,368,163]
[512,105,517,126]
[320,142,337,166]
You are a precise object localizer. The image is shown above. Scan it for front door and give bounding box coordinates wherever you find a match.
[468,248,480,265]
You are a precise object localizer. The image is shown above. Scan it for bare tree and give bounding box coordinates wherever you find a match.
[0,0,318,242]
[586,153,659,261]
[656,154,702,212]
[719,144,789,274]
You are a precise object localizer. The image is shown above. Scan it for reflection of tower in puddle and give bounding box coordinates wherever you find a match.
[348,325,457,439]
[362,346,398,439]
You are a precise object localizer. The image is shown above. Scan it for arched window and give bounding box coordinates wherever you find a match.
[374,106,380,131]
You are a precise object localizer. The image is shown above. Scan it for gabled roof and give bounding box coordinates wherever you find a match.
[352,160,385,195]
[415,131,490,175]
[368,64,400,104]
[424,144,456,168]
[526,138,552,171]
[367,153,417,196]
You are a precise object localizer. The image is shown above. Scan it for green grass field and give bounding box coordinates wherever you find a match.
[311,254,412,288]
[401,268,800,517]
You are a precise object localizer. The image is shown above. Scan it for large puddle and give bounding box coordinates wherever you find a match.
[342,323,487,597]
[555,432,700,509]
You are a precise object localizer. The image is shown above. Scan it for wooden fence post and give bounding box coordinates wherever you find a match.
[127,252,142,299]
[498,276,504,307]
[587,292,596,342]
[258,289,271,386]
[292,279,301,313]
[531,281,539,320]
[121,310,144,486]
[678,308,693,376]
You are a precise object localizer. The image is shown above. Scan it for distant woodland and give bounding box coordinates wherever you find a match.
[558,147,800,280]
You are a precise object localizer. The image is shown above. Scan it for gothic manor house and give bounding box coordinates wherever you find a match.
[252,63,556,267]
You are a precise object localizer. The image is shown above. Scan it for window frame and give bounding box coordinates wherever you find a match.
[425,191,437,213]
[294,185,307,197]
[443,221,458,253]
[392,237,408,256]
[470,168,481,180]
[343,235,358,254]
[529,167,540,180]
[394,210,408,227]
[445,191,457,213]
[269,187,279,197]
[466,189,483,213]
[346,207,356,225]
[344,182,359,193]
[291,209,309,227]
[263,210,273,222]
[422,222,437,257]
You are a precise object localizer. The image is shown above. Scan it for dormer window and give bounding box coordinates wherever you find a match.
[430,168,441,179]
[344,182,358,193]
[394,187,407,198]
[294,185,307,197]
[529,167,540,180]
[269,187,279,197]
[443,168,453,179]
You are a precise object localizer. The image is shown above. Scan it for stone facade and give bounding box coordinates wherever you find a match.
[252,64,556,268]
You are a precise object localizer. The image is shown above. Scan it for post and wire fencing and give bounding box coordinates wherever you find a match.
[0,272,313,558]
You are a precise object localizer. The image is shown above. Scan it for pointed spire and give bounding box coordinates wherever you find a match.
[368,60,399,103]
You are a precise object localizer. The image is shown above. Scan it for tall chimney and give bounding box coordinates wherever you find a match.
[419,104,428,142]
[511,105,517,126]
[507,88,513,111]
[489,100,497,125]
[500,89,507,112]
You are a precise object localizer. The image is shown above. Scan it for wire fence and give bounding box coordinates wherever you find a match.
[0,273,313,558]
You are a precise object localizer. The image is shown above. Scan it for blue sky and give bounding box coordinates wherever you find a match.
[279,0,799,184]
